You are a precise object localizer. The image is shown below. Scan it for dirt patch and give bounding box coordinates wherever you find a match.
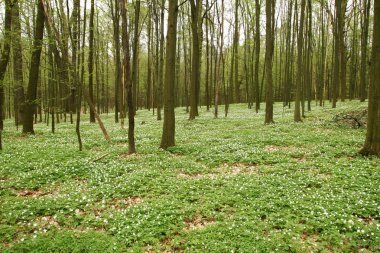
[14,189,49,198]
[35,215,60,227]
[0,177,10,182]
[177,173,218,180]
[183,217,215,231]
[118,153,140,160]
[147,237,184,253]
[34,215,106,234]
[218,163,259,175]
[264,145,302,153]
[110,197,143,210]
[292,157,307,163]
[301,231,320,241]
[178,163,259,180]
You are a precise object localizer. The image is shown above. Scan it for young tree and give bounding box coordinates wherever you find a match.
[360,0,380,157]
[294,0,306,122]
[23,0,45,134]
[11,0,25,127]
[254,0,261,113]
[120,0,136,154]
[360,0,371,102]
[264,0,275,124]
[88,0,96,123]
[160,0,179,149]
[0,0,12,149]
[189,0,202,120]
[110,0,121,123]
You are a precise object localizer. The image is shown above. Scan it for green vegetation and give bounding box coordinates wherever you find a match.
[1,102,379,252]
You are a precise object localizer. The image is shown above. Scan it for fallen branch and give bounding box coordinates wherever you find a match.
[93,153,111,162]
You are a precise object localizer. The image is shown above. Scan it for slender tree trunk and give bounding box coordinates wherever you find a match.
[132,1,141,114]
[264,0,275,124]
[111,0,121,122]
[339,0,347,102]
[205,0,210,111]
[88,0,95,123]
[11,0,25,128]
[157,0,165,121]
[360,0,380,157]
[23,0,45,134]
[254,0,261,113]
[360,0,371,102]
[233,0,240,104]
[189,0,201,120]
[146,3,153,110]
[120,0,136,154]
[72,0,82,151]
[0,0,12,149]
[161,0,178,149]
[294,0,306,122]
[332,1,340,108]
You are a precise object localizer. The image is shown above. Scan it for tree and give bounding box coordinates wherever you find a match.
[189,0,202,120]
[72,0,82,151]
[88,0,96,123]
[11,0,25,128]
[254,0,261,113]
[0,0,12,149]
[110,0,121,123]
[120,0,136,154]
[360,0,371,102]
[160,0,179,149]
[264,0,275,124]
[157,0,165,121]
[338,0,347,102]
[360,0,380,157]
[232,0,240,104]
[23,0,45,134]
[294,0,306,122]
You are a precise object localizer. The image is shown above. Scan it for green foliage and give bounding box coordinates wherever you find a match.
[0,102,379,252]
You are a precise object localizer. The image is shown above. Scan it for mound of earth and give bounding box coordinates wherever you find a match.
[333,109,367,128]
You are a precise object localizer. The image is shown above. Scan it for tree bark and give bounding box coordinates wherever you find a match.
[0,0,12,149]
[359,0,371,102]
[189,0,202,120]
[88,0,96,123]
[360,0,380,157]
[11,0,25,127]
[294,0,306,122]
[264,0,275,124]
[23,0,45,134]
[160,0,178,149]
[254,0,260,113]
[120,0,136,154]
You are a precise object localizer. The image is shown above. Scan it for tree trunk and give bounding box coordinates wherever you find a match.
[359,0,371,102]
[189,0,201,120]
[132,1,141,113]
[160,0,178,149]
[294,0,306,122]
[120,0,136,154]
[11,0,25,128]
[254,0,261,113]
[360,0,380,157]
[23,0,45,134]
[264,0,275,124]
[0,0,12,149]
[111,0,121,122]
[88,0,96,123]
[157,0,165,121]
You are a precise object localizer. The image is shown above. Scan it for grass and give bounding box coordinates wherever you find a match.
[0,101,379,252]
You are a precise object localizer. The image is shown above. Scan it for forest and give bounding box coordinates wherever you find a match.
[0,0,379,252]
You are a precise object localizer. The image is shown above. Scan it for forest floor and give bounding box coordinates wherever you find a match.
[0,101,379,252]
